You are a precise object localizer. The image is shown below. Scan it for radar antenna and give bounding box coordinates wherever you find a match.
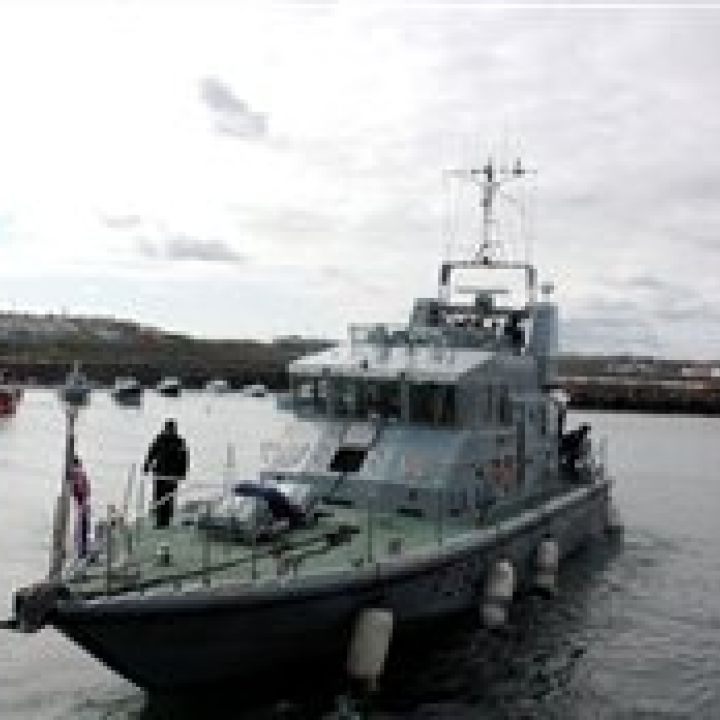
[440,156,538,304]
[446,156,535,263]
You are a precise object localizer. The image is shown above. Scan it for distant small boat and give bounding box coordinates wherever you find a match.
[111,377,143,405]
[0,371,19,417]
[60,363,91,406]
[242,383,267,397]
[206,379,230,394]
[156,377,181,397]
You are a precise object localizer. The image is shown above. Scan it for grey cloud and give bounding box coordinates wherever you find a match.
[580,297,645,316]
[199,77,267,139]
[664,170,720,205]
[0,213,12,245]
[101,214,142,230]
[605,275,681,294]
[552,192,598,209]
[136,237,157,258]
[231,204,335,238]
[654,300,720,325]
[572,274,720,357]
[562,315,661,355]
[318,264,386,295]
[601,276,720,323]
[137,234,245,265]
[625,275,674,292]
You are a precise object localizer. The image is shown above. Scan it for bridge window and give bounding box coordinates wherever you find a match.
[291,377,327,412]
[498,386,512,424]
[365,381,402,420]
[327,379,402,421]
[409,384,456,425]
[332,378,359,418]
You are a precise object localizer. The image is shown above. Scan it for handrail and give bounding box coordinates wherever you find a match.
[120,464,137,521]
[79,426,603,591]
[78,460,601,598]
[82,520,351,599]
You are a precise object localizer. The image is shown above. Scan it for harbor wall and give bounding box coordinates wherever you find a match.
[3,327,720,413]
[559,377,720,415]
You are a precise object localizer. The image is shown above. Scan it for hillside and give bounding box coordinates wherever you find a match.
[2,313,720,413]
[0,313,331,388]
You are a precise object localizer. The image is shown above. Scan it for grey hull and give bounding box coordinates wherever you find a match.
[52,482,610,691]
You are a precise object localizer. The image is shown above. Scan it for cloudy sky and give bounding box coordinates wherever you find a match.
[0,1,719,358]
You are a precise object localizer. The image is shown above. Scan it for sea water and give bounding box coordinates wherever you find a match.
[1,391,719,718]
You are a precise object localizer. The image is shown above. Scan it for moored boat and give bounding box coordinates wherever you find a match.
[156,377,181,397]
[242,383,267,397]
[111,377,143,405]
[206,378,230,394]
[4,159,621,693]
[0,371,19,416]
[59,362,91,406]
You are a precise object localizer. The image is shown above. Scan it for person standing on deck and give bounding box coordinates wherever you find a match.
[142,419,189,528]
[70,455,91,558]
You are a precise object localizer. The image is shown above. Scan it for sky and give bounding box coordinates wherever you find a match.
[0,1,719,359]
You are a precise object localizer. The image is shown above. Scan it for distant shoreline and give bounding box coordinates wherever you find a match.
[561,377,720,416]
[5,362,720,415]
[3,323,720,414]
[568,397,720,416]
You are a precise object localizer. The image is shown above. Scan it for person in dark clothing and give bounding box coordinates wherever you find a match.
[504,312,524,353]
[560,423,591,480]
[142,419,189,528]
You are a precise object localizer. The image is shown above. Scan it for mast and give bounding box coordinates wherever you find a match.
[478,158,495,262]
[440,156,537,302]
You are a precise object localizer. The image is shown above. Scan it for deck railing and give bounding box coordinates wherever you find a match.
[64,439,606,597]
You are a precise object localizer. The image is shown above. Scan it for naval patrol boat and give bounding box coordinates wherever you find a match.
[4,159,618,692]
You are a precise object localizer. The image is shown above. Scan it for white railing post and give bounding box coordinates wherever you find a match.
[122,463,136,520]
[201,502,211,586]
[49,405,77,580]
[223,443,236,497]
[436,463,444,547]
[366,477,375,564]
[105,504,114,594]
[136,468,145,545]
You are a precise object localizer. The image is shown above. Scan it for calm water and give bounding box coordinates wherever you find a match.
[1,391,719,719]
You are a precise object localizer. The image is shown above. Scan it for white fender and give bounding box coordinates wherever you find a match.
[481,559,516,628]
[481,602,508,629]
[534,538,559,594]
[347,608,394,690]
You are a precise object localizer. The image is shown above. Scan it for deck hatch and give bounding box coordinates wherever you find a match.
[329,447,368,473]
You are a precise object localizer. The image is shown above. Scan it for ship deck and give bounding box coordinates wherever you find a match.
[63,504,478,599]
[62,466,604,601]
